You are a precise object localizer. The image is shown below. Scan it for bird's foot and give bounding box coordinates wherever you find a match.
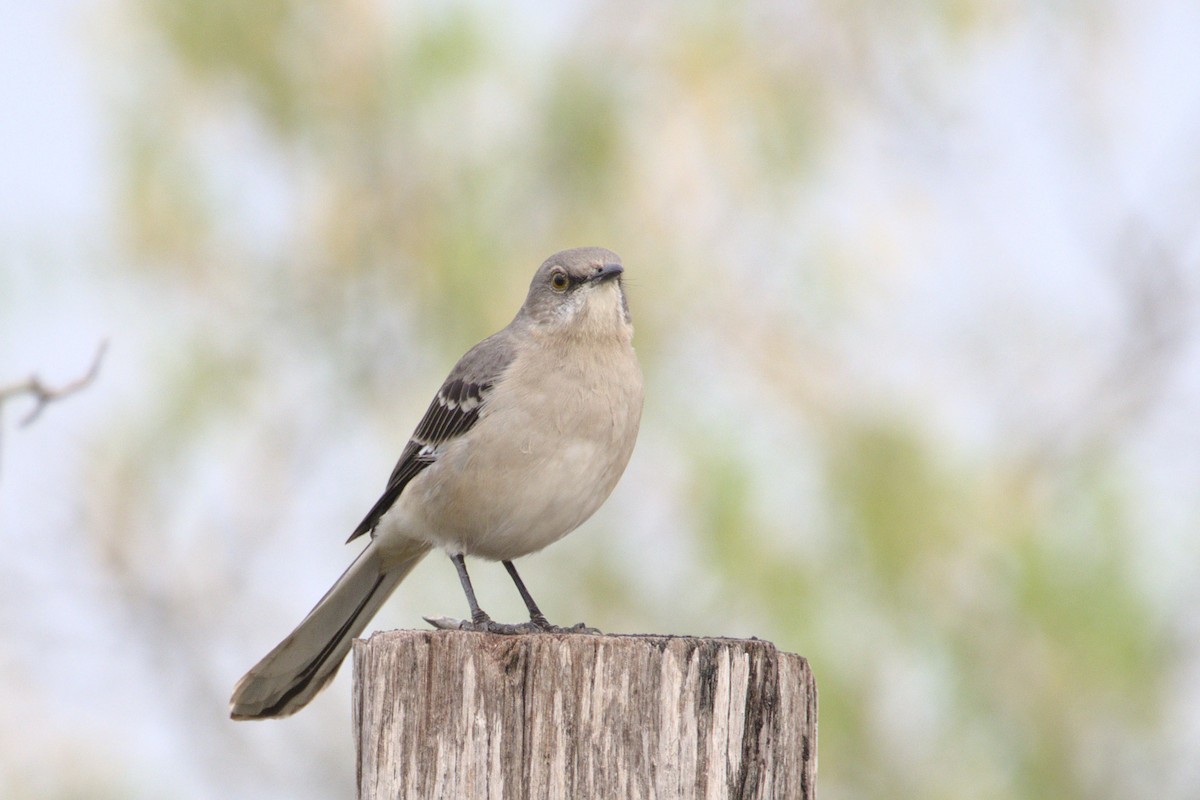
[530,614,602,634]
[423,616,541,634]
[423,616,601,635]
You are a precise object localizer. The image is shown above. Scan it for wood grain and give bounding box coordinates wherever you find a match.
[353,630,816,799]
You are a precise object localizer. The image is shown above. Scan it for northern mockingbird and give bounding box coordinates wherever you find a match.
[230,247,643,719]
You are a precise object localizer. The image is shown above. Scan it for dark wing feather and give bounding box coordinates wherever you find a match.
[345,333,514,542]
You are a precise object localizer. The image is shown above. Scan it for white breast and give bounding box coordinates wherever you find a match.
[379,331,644,562]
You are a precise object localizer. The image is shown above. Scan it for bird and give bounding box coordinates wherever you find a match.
[230,247,644,719]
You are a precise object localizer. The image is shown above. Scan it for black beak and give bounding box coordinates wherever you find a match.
[591,262,624,283]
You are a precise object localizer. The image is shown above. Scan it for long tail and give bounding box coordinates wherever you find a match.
[230,539,430,720]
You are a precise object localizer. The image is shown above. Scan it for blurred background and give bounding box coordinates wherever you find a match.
[2,0,1199,797]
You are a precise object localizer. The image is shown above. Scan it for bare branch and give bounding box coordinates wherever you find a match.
[0,340,109,427]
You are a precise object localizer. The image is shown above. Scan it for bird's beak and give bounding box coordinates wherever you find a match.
[591,262,624,283]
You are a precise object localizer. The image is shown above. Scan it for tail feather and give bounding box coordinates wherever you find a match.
[230,539,430,720]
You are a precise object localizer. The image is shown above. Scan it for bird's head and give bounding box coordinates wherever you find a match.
[519,247,632,339]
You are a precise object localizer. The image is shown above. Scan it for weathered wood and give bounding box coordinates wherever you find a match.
[353,630,816,799]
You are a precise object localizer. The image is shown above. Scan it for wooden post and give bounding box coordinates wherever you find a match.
[353,630,816,799]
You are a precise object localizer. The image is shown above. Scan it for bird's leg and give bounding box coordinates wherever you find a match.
[425,554,539,634]
[503,560,601,635]
[423,556,600,635]
[452,552,491,625]
[502,560,552,628]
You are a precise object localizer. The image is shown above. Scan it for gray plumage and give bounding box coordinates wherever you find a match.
[230,247,643,719]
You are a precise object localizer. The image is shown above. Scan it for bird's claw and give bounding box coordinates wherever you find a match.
[423,616,600,635]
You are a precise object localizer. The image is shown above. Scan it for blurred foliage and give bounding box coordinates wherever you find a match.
[25,0,1180,799]
[689,419,1168,798]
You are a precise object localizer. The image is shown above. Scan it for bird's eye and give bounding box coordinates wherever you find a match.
[550,272,569,291]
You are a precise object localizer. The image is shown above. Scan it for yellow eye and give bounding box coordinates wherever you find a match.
[550,272,569,291]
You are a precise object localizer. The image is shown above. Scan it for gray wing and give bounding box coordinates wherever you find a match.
[346,331,517,542]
